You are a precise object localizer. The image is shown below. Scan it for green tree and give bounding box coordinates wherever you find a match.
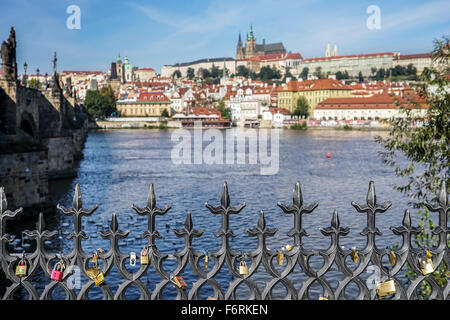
[187,67,195,80]
[314,66,323,79]
[84,85,117,119]
[299,67,309,80]
[201,68,211,79]
[172,70,182,78]
[358,71,364,83]
[215,100,231,119]
[236,65,250,78]
[27,78,40,89]
[161,109,170,118]
[282,69,295,82]
[375,36,449,207]
[292,96,310,118]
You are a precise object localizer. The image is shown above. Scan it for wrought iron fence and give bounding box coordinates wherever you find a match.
[0,180,448,300]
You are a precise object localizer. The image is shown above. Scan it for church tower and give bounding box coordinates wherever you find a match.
[245,25,256,58]
[333,44,338,57]
[236,32,244,60]
[325,43,332,57]
[116,54,123,83]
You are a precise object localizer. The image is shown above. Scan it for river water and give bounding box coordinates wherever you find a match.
[12,128,432,299]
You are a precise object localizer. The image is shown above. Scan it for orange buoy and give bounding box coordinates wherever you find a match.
[326,152,331,158]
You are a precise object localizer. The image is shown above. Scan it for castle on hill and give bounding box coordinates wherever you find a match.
[236,25,286,60]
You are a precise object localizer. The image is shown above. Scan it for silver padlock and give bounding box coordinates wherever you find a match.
[130,252,137,266]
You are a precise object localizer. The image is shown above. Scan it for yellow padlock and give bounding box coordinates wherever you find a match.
[86,266,104,286]
[277,251,284,266]
[350,247,358,263]
[140,248,149,265]
[15,260,27,277]
[389,250,397,266]
[239,259,248,275]
[172,276,188,290]
[204,254,209,271]
[419,257,434,275]
[318,296,328,300]
[376,279,396,298]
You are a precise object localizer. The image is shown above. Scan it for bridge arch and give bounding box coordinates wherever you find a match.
[20,111,37,138]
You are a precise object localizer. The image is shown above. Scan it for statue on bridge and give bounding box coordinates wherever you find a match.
[1,27,17,81]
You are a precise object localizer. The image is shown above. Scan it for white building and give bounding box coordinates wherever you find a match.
[313,93,428,120]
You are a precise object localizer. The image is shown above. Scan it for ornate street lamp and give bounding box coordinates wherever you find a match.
[23,62,27,87]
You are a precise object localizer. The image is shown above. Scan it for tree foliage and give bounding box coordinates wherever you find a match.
[292,96,310,118]
[27,78,40,89]
[84,85,117,119]
[215,100,231,119]
[186,67,195,80]
[172,70,182,79]
[375,36,449,207]
[299,67,309,80]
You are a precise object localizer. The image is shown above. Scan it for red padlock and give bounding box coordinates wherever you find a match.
[50,261,65,282]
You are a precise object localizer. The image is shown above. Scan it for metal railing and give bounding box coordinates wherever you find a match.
[0,180,448,300]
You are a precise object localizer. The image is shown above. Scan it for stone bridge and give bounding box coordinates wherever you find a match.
[0,27,90,211]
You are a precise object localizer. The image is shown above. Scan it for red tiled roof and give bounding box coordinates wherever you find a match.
[266,107,291,115]
[280,78,351,91]
[137,92,171,102]
[61,70,103,75]
[316,92,428,110]
[394,53,431,60]
[136,67,155,71]
[285,53,303,60]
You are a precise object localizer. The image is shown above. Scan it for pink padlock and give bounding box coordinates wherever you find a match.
[50,261,65,282]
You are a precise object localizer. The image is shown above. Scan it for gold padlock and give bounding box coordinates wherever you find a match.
[15,260,27,277]
[239,259,249,275]
[350,247,358,263]
[86,266,105,286]
[140,248,149,265]
[277,251,284,266]
[318,296,328,300]
[206,296,217,300]
[376,279,396,298]
[204,254,209,271]
[172,276,188,290]
[389,250,397,266]
[419,256,434,275]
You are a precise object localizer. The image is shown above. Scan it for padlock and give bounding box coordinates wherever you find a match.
[350,247,358,263]
[239,259,248,275]
[376,279,396,298]
[206,296,217,300]
[15,260,27,277]
[318,296,328,300]
[86,266,105,286]
[419,256,434,275]
[172,276,188,290]
[130,252,137,266]
[277,251,284,266]
[50,261,65,282]
[140,248,149,265]
[204,254,209,271]
[388,250,397,266]
[285,244,293,251]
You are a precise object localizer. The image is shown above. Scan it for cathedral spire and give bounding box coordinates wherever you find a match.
[248,24,255,41]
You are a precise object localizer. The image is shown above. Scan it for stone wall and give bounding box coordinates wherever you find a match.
[0,149,48,209]
[42,136,76,179]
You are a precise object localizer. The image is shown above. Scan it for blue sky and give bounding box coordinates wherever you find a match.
[0,0,449,74]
